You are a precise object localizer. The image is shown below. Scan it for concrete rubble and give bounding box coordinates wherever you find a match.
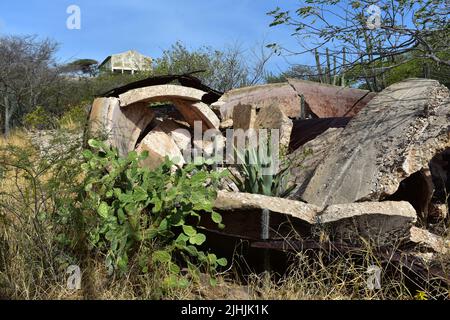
[90,83,222,162]
[409,226,450,255]
[89,97,155,156]
[318,201,417,246]
[119,84,206,106]
[214,191,417,246]
[155,119,192,153]
[287,78,376,118]
[212,82,302,123]
[288,127,344,198]
[212,80,374,125]
[88,75,450,266]
[136,128,185,170]
[254,104,293,150]
[232,104,257,131]
[301,79,450,216]
[214,190,319,225]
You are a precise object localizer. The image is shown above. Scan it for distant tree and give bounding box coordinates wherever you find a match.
[268,0,449,91]
[266,64,320,83]
[76,71,152,98]
[357,51,450,90]
[153,41,272,92]
[62,59,99,77]
[153,41,214,79]
[0,35,60,135]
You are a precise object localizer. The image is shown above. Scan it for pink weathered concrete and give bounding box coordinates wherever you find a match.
[136,129,185,170]
[214,83,302,120]
[287,79,376,118]
[89,97,155,157]
[214,80,376,122]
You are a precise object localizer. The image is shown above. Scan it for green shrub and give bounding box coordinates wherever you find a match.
[23,106,55,130]
[58,102,89,128]
[79,139,228,287]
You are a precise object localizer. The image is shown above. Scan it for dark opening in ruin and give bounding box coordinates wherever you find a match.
[429,148,450,225]
[134,102,185,148]
[385,149,450,225]
[385,171,433,224]
[429,149,450,204]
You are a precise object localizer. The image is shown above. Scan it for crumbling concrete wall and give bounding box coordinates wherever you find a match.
[88,76,450,262]
[213,80,375,126]
[301,79,450,212]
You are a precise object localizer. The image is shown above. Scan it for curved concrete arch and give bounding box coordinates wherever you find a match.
[118,84,206,107]
[118,84,220,132]
[90,97,155,157]
[170,98,220,132]
[90,85,220,160]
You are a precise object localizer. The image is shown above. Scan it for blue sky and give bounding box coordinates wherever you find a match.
[0,0,306,74]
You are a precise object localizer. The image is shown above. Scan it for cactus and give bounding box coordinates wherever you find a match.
[315,48,347,87]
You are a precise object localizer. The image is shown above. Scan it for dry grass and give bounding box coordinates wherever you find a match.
[247,254,406,300]
[0,130,31,148]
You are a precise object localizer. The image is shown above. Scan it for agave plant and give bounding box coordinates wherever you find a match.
[228,138,298,276]
[229,140,296,198]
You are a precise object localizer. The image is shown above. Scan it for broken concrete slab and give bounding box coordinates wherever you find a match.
[108,102,157,157]
[287,78,376,118]
[155,119,192,153]
[136,129,185,170]
[214,191,320,225]
[214,80,376,122]
[232,104,257,131]
[89,97,116,136]
[193,134,226,159]
[220,119,234,130]
[318,201,417,246]
[89,97,155,157]
[289,117,351,152]
[213,192,416,246]
[288,128,344,199]
[214,83,302,121]
[117,84,220,132]
[191,101,220,130]
[171,99,220,132]
[302,79,450,207]
[409,227,450,255]
[101,73,222,104]
[254,104,293,150]
[118,84,206,107]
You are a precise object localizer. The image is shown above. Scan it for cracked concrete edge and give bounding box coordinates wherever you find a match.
[215,191,417,228]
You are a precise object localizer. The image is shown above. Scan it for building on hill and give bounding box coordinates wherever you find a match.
[99,50,152,74]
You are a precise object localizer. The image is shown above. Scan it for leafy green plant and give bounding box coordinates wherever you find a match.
[80,139,228,286]
[230,141,295,197]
